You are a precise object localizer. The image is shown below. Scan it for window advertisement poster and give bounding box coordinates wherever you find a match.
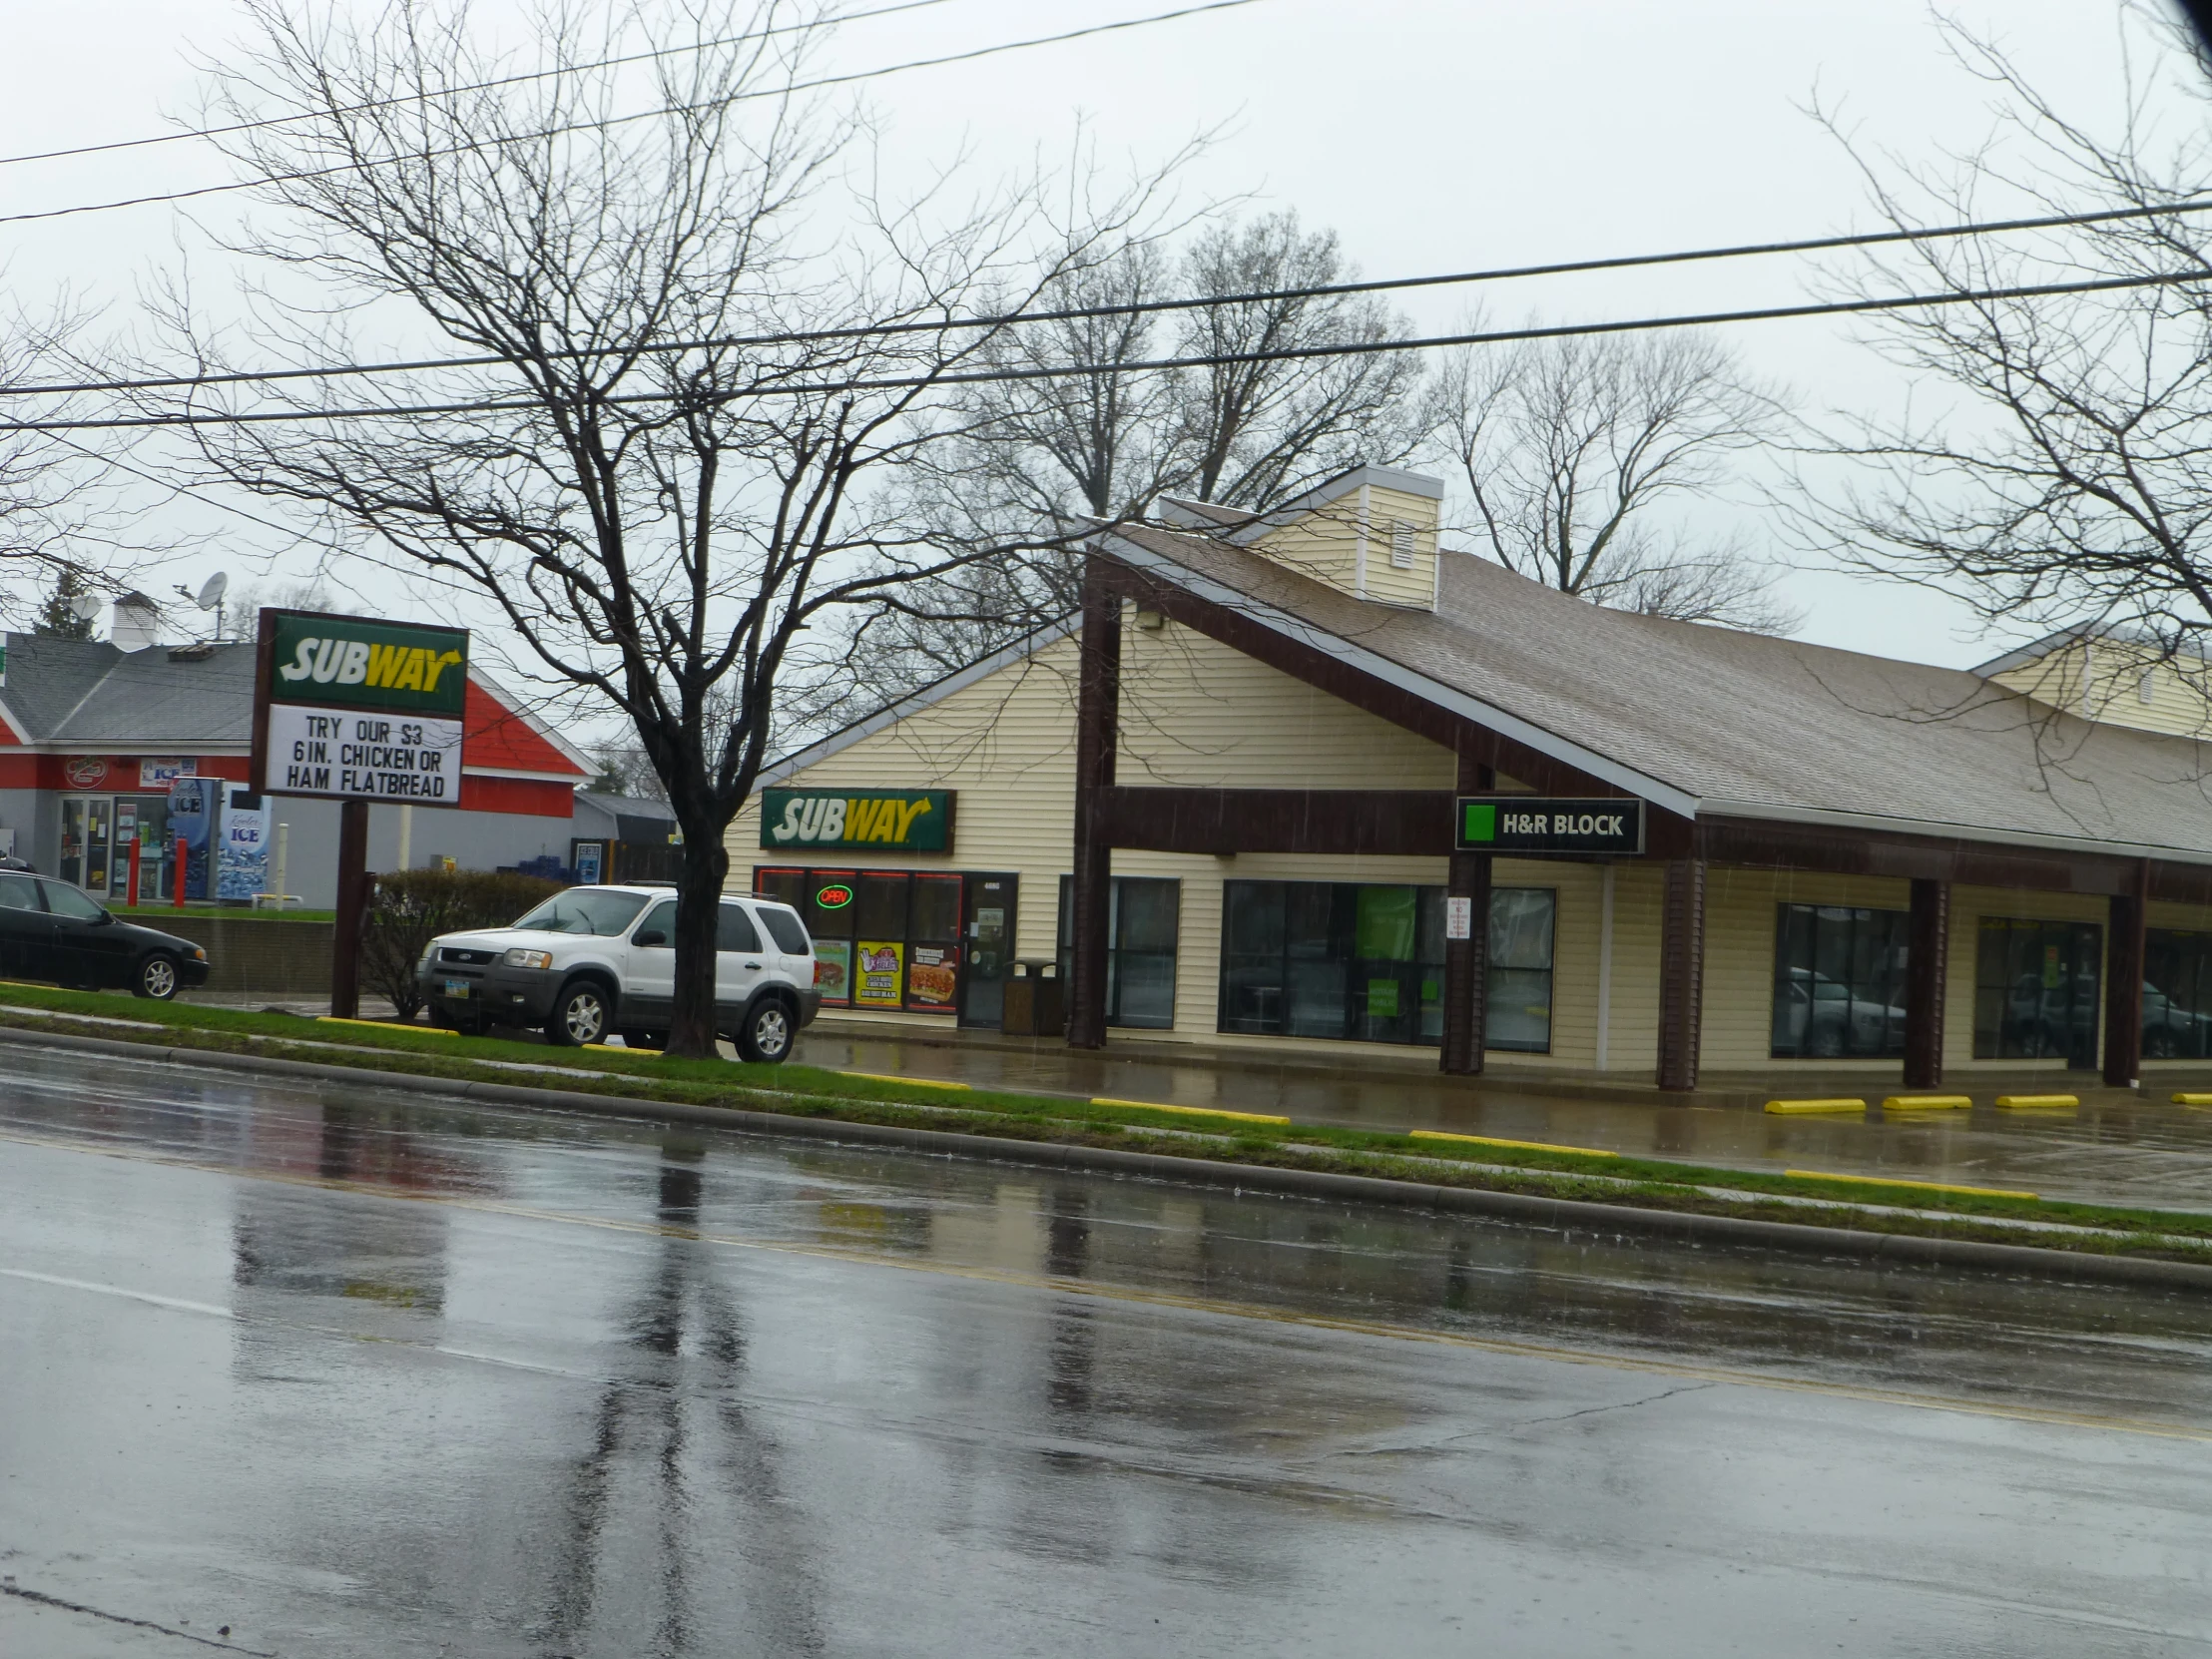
[139,757,198,791]
[166,778,218,900]
[217,789,271,901]
[854,940,904,1007]
[812,939,852,1005]
[905,943,960,1013]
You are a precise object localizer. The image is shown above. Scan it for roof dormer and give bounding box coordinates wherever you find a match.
[1160,465,1443,611]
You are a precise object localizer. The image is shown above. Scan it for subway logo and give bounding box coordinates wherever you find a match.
[263,611,471,717]
[762,788,954,852]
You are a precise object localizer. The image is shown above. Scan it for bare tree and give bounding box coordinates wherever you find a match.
[1790,6,2212,678]
[148,0,1180,1057]
[0,307,122,627]
[1425,326,1797,632]
[1174,212,1423,507]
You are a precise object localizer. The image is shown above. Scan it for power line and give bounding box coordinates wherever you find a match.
[2,269,2194,433]
[0,0,1270,228]
[0,0,965,171]
[14,196,2212,402]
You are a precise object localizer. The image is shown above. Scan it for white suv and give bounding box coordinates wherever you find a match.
[416,883,821,1061]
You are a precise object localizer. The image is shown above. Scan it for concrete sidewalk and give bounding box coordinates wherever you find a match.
[793,1017,2212,1214]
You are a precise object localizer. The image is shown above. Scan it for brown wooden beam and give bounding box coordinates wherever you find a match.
[2104,858,2150,1088]
[1904,877,1949,1090]
[1657,858,1706,1091]
[1066,561,1121,1051]
[1093,787,1458,856]
[1440,755,1494,1075]
[1697,816,2141,896]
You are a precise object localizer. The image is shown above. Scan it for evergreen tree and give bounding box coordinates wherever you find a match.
[34,568,95,641]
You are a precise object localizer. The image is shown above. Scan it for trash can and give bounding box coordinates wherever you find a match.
[1003,958,1064,1037]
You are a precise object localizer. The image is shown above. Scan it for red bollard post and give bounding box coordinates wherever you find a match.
[174,835,189,908]
[127,835,142,908]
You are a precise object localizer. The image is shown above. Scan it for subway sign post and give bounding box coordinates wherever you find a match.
[250,609,471,1018]
[1454,797,1645,856]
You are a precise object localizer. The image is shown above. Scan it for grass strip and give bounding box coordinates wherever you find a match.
[1783,1168,2038,1201]
[843,1069,969,1090]
[1092,1097,1290,1125]
[2,981,2210,1260]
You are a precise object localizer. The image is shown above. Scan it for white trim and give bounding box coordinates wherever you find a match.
[1,741,249,756]
[1100,531,1704,819]
[1354,481,1371,598]
[763,618,1079,784]
[1696,796,2212,869]
[1224,465,1446,547]
[466,665,595,777]
[461,765,585,784]
[0,696,31,747]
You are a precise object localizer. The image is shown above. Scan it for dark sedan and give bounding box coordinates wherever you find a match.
[0,868,210,998]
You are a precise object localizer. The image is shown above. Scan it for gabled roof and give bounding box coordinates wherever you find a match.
[0,635,257,749]
[1096,522,2212,864]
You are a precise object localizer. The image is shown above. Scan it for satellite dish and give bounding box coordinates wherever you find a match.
[69,593,101,622]
[194,572,229,611]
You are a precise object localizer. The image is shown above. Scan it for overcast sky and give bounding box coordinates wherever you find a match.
[1,0,2189,674]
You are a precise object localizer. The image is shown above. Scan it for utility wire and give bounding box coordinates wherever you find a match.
[14,197,2212,401]
[0,0,965,170]
[2,269,2195,433]
[0,0,1269,228]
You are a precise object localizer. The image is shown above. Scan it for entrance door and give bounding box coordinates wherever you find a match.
[81,799,113,895]
[960,873,1017,1028]
[60,799,90,887]
[624,895,679,1025]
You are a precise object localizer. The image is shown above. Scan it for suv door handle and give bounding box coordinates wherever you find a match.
[745,961,763,970]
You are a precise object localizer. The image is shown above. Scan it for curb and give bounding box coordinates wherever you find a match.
[8,1022,2212,1293]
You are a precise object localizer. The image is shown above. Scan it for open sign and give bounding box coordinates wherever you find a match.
[816,883,854,909]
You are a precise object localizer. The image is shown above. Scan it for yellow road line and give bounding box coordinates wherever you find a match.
[1092,1097,1291,1125]
[840,1070,970,1091]
[1785,1168,2037,1201]
[1411,1129,1619,1159]
[1765,1098,1867,1115]
[1881,1094,1972,1112]
[1994,1094,2079,1110]
[1,1123,2204,1446]
[316,1016,452,1035]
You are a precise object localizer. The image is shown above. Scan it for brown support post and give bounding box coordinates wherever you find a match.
[1440,756,1494,1075]
[1656,858,1706,1091]
[1066,560,1122,1051]
[1903,877,1949,1089]
[2104,858,2150,1088]
[330,797,370,1020]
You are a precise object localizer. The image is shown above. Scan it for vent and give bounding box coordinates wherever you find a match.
[1389,520,1415,569]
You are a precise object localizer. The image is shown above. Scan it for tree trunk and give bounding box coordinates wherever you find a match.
[665,829,731,1060]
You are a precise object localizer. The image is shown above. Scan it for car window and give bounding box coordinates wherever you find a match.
[634,898,678,944]
[41,880,105,921]
[513,889,651,935]
[717,903,763,954]
[0,873,42,912]
[757,904,811,955]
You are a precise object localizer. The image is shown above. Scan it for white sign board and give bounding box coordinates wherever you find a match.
[1444,895,1475,942]
[267,704,463,803]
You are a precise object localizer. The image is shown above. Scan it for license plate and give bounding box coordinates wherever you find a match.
[443,978,471,998]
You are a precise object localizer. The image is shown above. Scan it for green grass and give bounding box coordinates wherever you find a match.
[3,978,2210,1262]
[108,904,338,923]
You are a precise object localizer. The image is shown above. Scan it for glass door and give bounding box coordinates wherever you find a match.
[60,799,89,887]
[960,874,1017,1028]
[81,798,114,895]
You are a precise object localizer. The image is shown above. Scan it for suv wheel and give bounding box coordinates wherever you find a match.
[546,980,610,1047]
[737,996,794,1064]
[133,952,181,1000]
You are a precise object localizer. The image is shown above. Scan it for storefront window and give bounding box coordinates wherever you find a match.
[1769,903,1910,1059]
[1056,876,1180,1030]
[753,866,1012,1023]
[1973,917,2102,1066]
[1218,881,1553,1053]
[2144,929,2212,1059]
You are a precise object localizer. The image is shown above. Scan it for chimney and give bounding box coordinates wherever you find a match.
[1238,466,1445,611]
[111,591,163,653]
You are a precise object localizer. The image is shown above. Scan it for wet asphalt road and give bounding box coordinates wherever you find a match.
[4,1048,2212,1656]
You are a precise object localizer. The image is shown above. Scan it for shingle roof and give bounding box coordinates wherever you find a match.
[0,634,256,747]
[1100,523,2212,863]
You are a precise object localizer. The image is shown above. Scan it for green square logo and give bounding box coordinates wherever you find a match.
[1464,803,1496,843]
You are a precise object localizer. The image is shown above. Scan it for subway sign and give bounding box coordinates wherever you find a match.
[253,609,471,808]
[762,789,954,852]
[1456,797,1644,855]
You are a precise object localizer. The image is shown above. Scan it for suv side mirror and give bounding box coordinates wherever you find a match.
[635,929,667,947]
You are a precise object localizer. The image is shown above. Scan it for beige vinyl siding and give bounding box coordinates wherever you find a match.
[1119,617,1456,787]
[1987,639,2212,738]
[1246,490,1364,598]
[1355,483,1441,611]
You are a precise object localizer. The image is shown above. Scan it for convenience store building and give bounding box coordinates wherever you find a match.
[732,465,2212,1089]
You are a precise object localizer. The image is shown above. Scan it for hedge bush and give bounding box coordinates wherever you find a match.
[361,868,566,1020]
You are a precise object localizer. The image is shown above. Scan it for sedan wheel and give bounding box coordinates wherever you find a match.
[546,981,609,1047]
[737,998,794,1064]
[133,952,180,1000]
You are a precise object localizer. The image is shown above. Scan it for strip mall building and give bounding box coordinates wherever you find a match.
[732,466,2212,1089]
